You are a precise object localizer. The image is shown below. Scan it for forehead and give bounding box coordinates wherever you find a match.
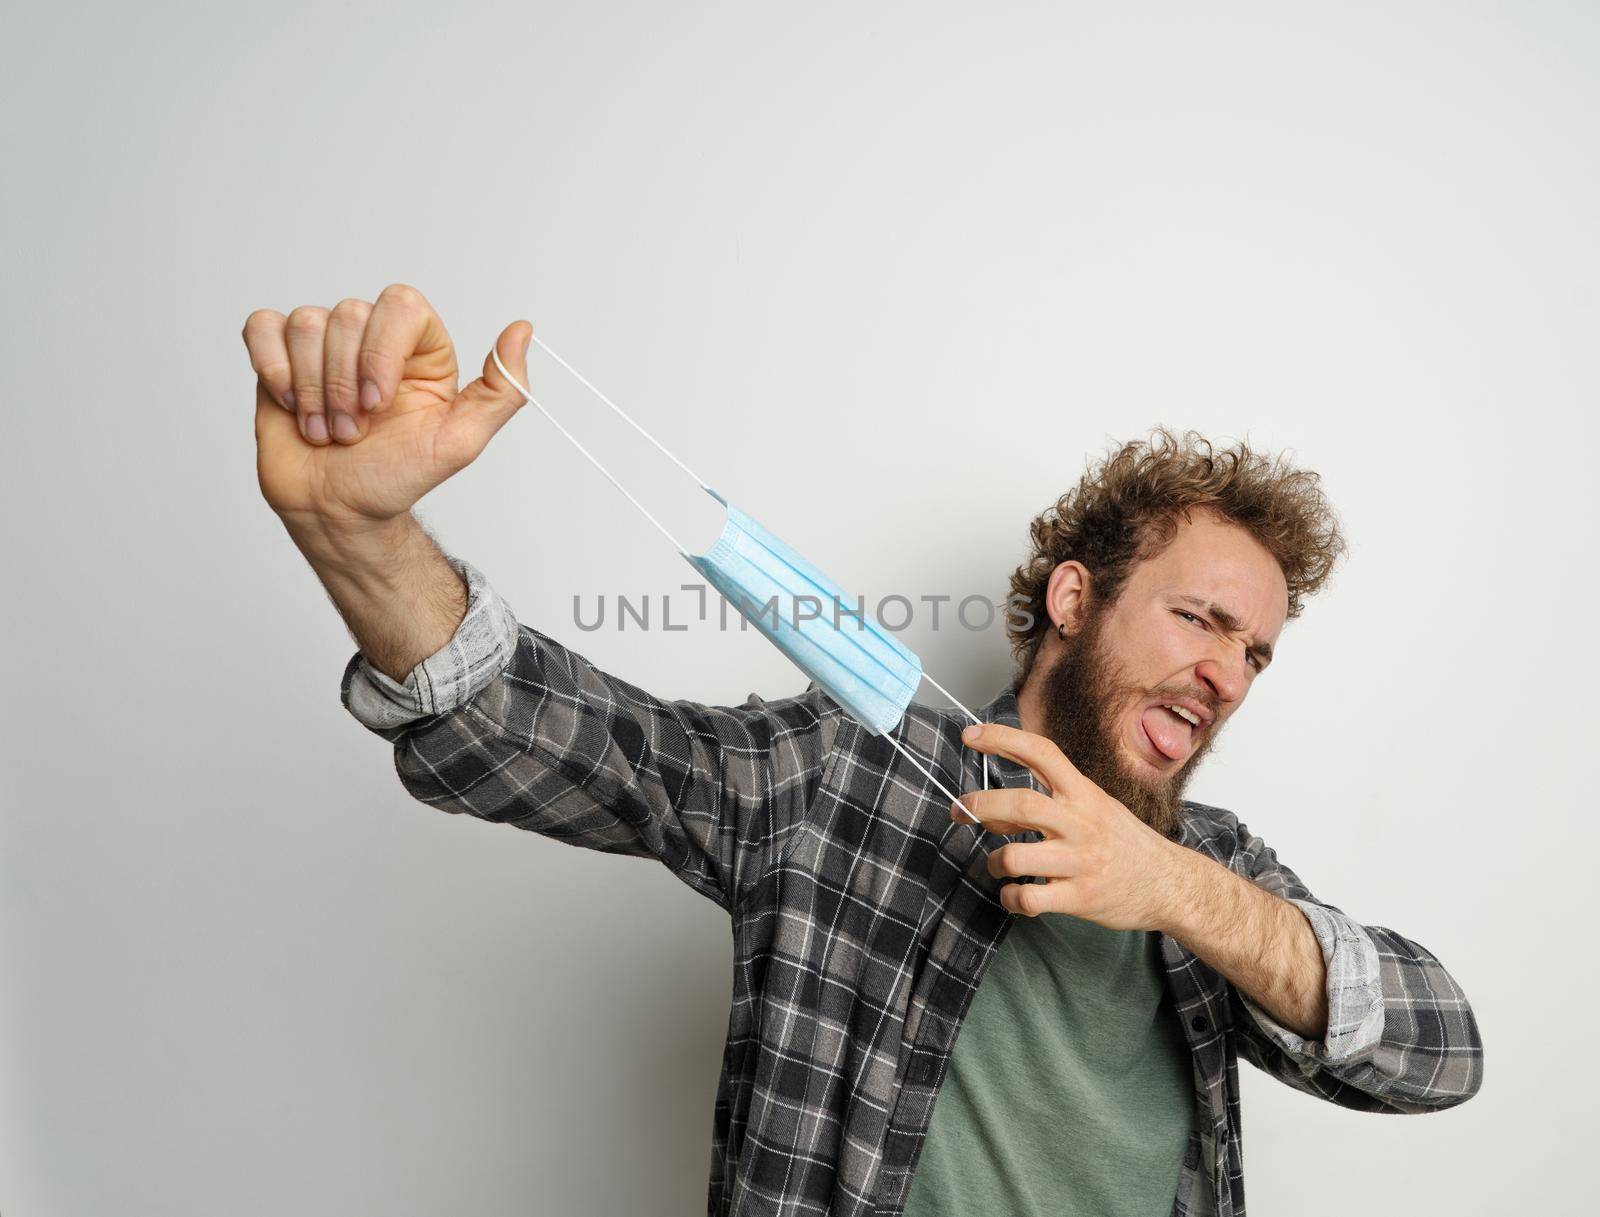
[1126,511,1289,642]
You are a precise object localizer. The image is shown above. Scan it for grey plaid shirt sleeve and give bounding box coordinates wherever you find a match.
[1226,818,1484,1112]
[340,561,843,913]
[343,559,521,730]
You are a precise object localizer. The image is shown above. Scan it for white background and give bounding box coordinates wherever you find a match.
[2,2,1595,1213]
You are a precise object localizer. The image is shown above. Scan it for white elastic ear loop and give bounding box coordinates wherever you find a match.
[526,334,713,491]
[496,336,994,803]
[493,347,692,557]
[920,671,991,791]
[884,727,985,828]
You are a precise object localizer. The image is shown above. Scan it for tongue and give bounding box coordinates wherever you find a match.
[1141,706,1192,761]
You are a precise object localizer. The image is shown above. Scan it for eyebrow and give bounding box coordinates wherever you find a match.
[1175,595,1275,668]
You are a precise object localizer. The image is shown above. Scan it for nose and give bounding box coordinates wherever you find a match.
[1195,646,1249,707]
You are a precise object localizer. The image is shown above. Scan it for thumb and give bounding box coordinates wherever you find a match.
[436,321,534,472]
[457,320,534,418]
[444,320,534,459]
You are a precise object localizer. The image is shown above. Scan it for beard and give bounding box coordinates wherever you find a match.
[1037,605,1221,839]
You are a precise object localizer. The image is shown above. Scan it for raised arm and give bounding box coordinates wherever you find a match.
[242,283,532,679]
[344,580,843,911]
[244,284,841,912]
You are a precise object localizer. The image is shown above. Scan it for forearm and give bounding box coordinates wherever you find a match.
[1160,845,1329,1039]
[283,511,467,681]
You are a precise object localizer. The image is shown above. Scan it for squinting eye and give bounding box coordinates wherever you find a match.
[1175,610,1201,625]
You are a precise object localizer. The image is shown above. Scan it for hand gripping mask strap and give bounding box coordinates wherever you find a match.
[492,340,991,821]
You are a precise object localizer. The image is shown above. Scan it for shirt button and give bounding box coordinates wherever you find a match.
[1191,1015,1210,1033]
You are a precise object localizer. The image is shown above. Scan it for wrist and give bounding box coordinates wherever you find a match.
[284,509,469,682]
[281,509,419,583]
[1153,841,1221,940]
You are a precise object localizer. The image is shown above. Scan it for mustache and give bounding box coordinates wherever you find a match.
[1039,625,1218,839]
[1139,684,1220,724]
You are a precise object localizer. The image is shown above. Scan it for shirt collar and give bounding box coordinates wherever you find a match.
[963,683,1041,792]
[975,683,1023,730]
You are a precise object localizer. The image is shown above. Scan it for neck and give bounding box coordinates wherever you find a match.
[1014,661,1051,738]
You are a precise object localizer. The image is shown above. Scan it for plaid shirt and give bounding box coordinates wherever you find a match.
[343,562,1483,1217]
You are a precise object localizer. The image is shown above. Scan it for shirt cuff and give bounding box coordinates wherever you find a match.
[1239,898,1386,1068]
[339,558,519,731]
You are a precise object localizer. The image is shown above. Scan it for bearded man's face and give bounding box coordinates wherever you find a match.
[1031,511,1290,837]
[1039,601,1217,837]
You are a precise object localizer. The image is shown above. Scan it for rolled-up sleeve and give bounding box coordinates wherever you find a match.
[341,559,519,730]
[1227,818,1484,1113]
[1237,898,1386,1066]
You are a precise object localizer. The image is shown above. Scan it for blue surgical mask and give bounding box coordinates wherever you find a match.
[687,489,921,737]
[493,340,989,818]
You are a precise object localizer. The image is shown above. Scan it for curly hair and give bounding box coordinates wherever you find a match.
[1007,428,1346,674]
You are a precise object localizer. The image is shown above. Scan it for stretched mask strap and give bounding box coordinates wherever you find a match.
[884,727,984,827]
[496,336,996,793]
[526,334,712,491]
[920,672,991,790]
[493,343,708,556]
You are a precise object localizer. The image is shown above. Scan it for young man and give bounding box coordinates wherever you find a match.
[243,286,1482,1217]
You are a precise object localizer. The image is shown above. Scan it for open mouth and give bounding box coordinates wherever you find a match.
[1138,702,1205,763]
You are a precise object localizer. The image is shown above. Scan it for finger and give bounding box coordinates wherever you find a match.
[951,787,1065,837]
[323,297,374,444]
[960,723,1081,796]
[241,309,293,411]
[986,840,1080,881]
[999,877,1074,918]
[457,319,534,415]
[435,321,535,468]
[253,378,300,453]
[358,282,456,412]
[284,305,331,445]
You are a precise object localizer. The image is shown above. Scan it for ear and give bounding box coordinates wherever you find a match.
[1045,560,1093,636]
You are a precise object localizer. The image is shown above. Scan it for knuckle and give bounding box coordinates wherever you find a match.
[323,373,359,407]
[358,346,398,380]
[329,297,372,325]
[241,308,283,339]
[379,282,424,310]
[285,305,329,334]
[254,358,291,384]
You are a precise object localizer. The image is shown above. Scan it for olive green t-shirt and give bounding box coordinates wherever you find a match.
[901,910,1195,1217]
